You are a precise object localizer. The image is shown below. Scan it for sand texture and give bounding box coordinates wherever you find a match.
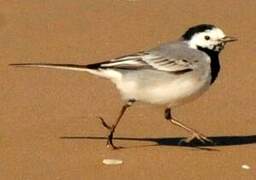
[1,1,256,179]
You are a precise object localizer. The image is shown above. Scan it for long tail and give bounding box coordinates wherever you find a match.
[9,63,91,71]
[9,62,122,80]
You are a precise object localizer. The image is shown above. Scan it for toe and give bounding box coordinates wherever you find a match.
[98,116,112,130]
[178,133,214,146]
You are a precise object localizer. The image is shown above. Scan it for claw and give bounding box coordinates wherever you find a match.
[97,116,112,130]
[179,132,214,145]
[106,142,123,149]
[106,132,123,149]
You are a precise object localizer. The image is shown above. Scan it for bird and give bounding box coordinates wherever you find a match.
[10,24,237,149]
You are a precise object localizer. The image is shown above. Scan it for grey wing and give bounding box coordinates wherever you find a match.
[141,53,195,72]
[98,52,149,69]
[92,51,196,73]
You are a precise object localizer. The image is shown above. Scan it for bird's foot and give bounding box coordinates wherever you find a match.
[98,116,122,150]
[106,135,122,150]
[179,131,214,146]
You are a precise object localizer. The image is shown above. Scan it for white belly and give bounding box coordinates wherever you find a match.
[116,71,211,106]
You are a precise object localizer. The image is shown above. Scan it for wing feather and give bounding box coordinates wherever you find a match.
[92,51,195,73]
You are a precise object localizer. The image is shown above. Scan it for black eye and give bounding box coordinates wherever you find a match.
[204,35,210,40]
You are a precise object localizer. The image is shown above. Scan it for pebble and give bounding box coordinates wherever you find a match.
[241,164,251,170]
[102,159,123,165]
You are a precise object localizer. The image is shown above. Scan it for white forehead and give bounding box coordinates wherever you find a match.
[204,28,226,38]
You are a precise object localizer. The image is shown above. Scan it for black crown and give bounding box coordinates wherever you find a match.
[182,24,215,40]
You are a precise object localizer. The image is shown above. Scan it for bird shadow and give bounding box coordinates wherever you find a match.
[60,135,256,150]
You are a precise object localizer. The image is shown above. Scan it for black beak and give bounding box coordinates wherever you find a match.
[222,36,238,43]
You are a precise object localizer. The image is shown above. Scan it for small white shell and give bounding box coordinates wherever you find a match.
[241,164,251,170]
[102,159,123,165]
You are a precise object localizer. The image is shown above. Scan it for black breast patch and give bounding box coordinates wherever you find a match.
[197,46,220,84]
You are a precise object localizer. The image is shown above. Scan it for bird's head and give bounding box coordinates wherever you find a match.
[182,24,237,52]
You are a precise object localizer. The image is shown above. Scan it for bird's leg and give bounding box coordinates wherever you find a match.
[165,108,213,145]
[99,99,135,149]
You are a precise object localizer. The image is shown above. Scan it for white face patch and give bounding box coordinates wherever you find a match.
[187,28,226,51]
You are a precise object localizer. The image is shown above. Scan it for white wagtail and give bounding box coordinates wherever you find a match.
[10,24,237,149]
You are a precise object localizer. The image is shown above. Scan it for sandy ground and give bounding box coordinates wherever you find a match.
[1,0,256,179]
